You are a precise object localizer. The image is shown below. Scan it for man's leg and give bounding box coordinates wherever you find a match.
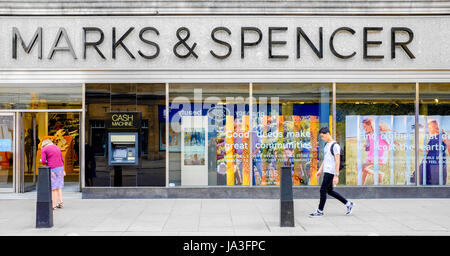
[318,173,333,211]
[327,176,348,205]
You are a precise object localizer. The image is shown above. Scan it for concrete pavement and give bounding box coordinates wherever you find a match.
[0,195,449,236]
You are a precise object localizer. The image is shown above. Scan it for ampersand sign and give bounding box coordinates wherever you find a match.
[173,27,198,59]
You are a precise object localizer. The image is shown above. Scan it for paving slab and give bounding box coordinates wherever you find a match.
[0,197,448,236]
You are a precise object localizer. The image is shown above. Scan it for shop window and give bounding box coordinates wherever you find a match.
[252,83,332,186]
[0,83,82,110]
[418,83,450,186]
[85,83,165,187]
[336,83,415,186]
[168,83,250,186]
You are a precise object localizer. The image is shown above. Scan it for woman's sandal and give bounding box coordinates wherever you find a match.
[56,202,64,209]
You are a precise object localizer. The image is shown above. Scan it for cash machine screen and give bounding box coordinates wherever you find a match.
[108,133,138,165]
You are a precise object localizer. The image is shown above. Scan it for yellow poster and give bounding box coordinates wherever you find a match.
[226,115,235,186]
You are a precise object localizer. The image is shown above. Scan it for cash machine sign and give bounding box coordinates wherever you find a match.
[109,113,137,128]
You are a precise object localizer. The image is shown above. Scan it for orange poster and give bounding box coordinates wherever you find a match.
[242,115,250,186]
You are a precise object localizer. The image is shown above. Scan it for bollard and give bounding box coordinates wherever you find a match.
[36,166,53,228]
[280,166,295,227]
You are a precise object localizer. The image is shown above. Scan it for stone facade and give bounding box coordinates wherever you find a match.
[0,1,449,15]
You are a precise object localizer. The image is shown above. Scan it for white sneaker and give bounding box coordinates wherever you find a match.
[309,210,324,218]
[346,202,355,215]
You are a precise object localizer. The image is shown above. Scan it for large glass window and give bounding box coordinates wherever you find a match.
[0,84,82,109]
[336,83,416,186]
[85,83,166,187]
[82,81,450,188]
[252,83,332,186]
[168,83,249,186]
[418,83,450,186]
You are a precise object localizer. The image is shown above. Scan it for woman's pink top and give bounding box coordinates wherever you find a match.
[367,134,389,164]
[41,144,64,169]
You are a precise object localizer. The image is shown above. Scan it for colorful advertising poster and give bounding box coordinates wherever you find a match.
[215,114,250,186]
[164,103,325,186]
[345,115,416,185]
[417,115,450,185]
[251,114,319,186]
[159,123,181,152]
[183,128,206,166]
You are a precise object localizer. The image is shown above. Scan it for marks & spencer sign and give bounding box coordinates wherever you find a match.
[0,16,449,70]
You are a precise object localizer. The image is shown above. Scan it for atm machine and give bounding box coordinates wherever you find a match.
[108,132,138,166]
[106,112,141,186]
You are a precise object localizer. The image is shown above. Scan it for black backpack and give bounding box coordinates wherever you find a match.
[330,142,345,171]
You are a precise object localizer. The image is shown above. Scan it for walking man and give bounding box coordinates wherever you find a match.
[309,127,354,217]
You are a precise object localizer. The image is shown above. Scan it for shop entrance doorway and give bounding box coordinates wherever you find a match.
[19,112,81,192]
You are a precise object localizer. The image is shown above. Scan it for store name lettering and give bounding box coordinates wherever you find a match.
[11,26,415,60]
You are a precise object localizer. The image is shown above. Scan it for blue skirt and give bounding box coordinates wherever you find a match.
[50,166,64,190]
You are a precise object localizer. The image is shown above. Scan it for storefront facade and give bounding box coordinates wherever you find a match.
[0,1,449,198]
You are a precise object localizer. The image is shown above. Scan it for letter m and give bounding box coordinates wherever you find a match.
[12,27,42,59]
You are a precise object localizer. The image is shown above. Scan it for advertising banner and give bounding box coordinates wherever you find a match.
[252,115,319,186]
[183,128,206,166]
[417,115,450,185]
[346,115,416,185]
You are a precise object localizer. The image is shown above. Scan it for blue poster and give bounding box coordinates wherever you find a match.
[0,139,12,152]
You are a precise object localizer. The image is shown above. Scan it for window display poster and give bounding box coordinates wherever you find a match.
[160,123,181,152]
[216,114,320,186]
[252,115,319,186]
[164,103,323,186]
[216,125,227,185]
[183,128,206,166]
[345,115,419,185]
[417,115,450,185]
[216,115,250,186]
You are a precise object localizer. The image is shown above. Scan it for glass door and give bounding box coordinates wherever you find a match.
[0,113,15,192]
[21,112,38,191]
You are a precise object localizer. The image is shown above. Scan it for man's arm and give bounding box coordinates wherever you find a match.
[334,154,340,176]
[316,161,324,177]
